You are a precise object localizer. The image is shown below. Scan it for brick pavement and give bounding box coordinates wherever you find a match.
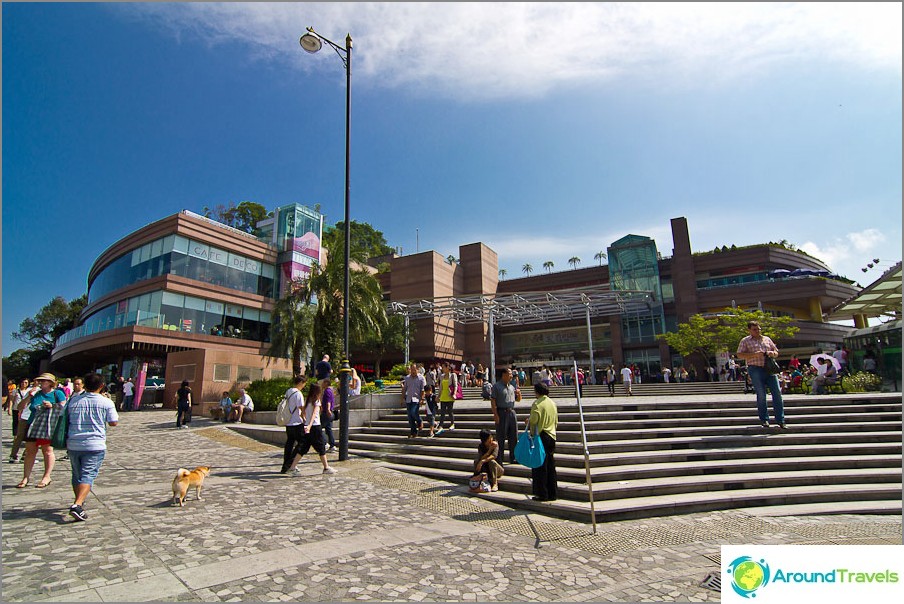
[2,411,900,602]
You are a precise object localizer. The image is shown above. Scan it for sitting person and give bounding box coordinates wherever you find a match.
[812,358,838,394]
[219,391,233,422]
[473,429,504,492]
[789,369,804,391]
[230,388,254,422]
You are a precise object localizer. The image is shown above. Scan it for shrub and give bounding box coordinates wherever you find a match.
[386,363,409,379]
[844,371,882,393]
[246,377,294,411]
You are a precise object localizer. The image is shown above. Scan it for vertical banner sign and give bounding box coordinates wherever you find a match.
[134,362,148,411]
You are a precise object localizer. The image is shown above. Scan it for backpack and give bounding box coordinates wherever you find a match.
[275,390,293,427]
[481,382,492,400]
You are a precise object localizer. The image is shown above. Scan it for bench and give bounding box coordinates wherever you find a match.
[209,405,255,423]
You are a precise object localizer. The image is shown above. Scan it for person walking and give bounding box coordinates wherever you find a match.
[17,373,66,489]
[319,378,337,452]
[436,362,458,434]
[402,363,426,438]
[280,376,306,473]
[527,382,558,502]
[620,365,633,396]
[286,382,337,475]
[64,373,118,521]
[737,320,786,429]
[606,366,617,396]
[8,378,34,463]
[173,380,193,429]
[490,367,521,465]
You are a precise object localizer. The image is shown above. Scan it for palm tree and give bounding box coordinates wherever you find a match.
[522,263,533,277]
[568,256,581,270]
[446,255,458,265]
[301,228,388,371]
[498,268,507,280]
[543,261,554,274]
[266,279,316,377]
[594,251,607,266]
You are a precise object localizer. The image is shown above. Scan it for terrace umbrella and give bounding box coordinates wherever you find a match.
[810,353,841,372]
[769,269,791,278]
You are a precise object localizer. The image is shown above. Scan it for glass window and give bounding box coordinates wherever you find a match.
[182,296,206,333]
[204,300,224,336]
[237,366,263,383]
[150,238,164,259]
[224,304,243,338]
[173,235,190,254]
[213,364,232,382]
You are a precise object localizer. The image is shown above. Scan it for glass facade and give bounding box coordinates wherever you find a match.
[608,235,666,343]
[88,234,276,303]
[56,290,271,348]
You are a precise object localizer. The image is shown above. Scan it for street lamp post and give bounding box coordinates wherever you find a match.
[300,26,353,461]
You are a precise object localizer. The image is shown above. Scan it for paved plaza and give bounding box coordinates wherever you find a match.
[2,410,901,603]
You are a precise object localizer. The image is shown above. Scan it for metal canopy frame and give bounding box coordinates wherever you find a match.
[389,285,655,381]
[827,261,902,321]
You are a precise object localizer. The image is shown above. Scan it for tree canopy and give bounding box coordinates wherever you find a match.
[202,201,271,235]
[322,220,394,262]
[13,294,87,352]
[659,308,799,362]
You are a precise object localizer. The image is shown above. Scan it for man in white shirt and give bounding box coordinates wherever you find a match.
[620,365,633,396]
[122,379,135,412]
[231,388,254,423]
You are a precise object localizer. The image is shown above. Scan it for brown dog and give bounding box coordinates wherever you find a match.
[172,466,210,506]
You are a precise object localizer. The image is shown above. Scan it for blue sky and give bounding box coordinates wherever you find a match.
[3,2,902,357]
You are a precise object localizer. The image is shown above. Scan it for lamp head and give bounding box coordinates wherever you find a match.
[300,32,322,53]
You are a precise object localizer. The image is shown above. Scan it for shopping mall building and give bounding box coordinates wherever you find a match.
[52,209,861,404]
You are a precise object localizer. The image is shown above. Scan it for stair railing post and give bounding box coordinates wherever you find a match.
[574,360,597,533]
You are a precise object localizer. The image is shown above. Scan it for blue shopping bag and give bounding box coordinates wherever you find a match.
[514,429,546,469]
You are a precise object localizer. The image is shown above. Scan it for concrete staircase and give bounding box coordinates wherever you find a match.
[346,392,903,522]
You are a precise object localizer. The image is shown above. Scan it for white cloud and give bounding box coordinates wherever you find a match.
[122,2,902,100]
[799,228,889,278]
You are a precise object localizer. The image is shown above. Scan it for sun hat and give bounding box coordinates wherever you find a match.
[35,373,57,383]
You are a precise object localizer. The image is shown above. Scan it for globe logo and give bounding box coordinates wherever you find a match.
[726,556,771,598]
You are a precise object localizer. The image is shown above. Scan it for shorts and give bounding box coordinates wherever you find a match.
[25,438,51,446]
[294,425,327,457]
[68,449,107,487]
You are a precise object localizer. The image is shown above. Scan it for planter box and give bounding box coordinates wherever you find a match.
[240,393,402,428]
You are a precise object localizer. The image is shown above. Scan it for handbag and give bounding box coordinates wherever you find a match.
[514,429,546,469]
[51,406,69,449]
[468,473,490,493]
[763,353,781,375]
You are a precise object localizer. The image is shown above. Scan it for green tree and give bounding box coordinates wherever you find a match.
[659,308,799,363]
[203,201,271,235]
[446,255,458,265]
[322,220,394,262]
[1,348,48,382]
[498,269,507,280]
[543,261,555,273]
[13,294,88,352]
[522,263,533,276]
[594,251,607,266]
[568,256,581,270]
[308,227,388,370]
[359,314,411,378]
[266,279,316,377]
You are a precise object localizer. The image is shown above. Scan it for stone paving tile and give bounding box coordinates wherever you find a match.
[3,411,901,603]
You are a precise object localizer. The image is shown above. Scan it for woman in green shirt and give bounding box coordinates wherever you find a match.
[526,382,558,501]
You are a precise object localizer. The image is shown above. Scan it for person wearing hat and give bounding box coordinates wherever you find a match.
[17,373,66,489]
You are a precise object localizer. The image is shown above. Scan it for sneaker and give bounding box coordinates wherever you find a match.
[291,467,301,476]
[448,424,456,430]
[322,467,337,475]
[778,423,788,430]
[69,504,88,522]
[435,429,444,436]
[8,456,17,464]
[327,446,337,453]
[760,421,770,428]
[491,485,499,492]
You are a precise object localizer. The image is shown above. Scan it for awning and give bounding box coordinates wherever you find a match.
[826,261,902,321]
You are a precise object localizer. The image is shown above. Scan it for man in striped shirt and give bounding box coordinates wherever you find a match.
[65,373,119,521]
